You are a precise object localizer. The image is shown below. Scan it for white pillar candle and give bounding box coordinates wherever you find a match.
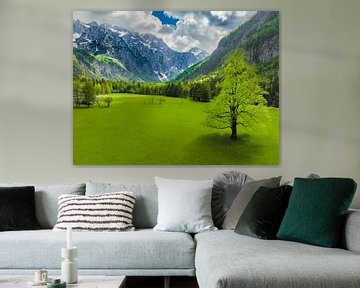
[67,225,72,249]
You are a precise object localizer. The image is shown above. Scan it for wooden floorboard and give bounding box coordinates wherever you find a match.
[126,276,199,288]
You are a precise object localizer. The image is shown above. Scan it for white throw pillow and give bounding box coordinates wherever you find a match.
[53,192,135,232]
[153,177,217,233]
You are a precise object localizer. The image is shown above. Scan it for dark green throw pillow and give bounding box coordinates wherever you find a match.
[235,185,293,239]
[0,186,41,231]
[277,178,357,247]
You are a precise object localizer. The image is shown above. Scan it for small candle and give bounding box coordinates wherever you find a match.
[67,225,72,249]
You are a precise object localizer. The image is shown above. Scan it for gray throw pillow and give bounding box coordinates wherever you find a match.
[86,181,158,229]
[153,177,217,233]
[0,183,85,228]
[212,171,251,228]
[222,176,281,230]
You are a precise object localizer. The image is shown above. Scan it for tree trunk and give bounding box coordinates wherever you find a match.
[230,121,237,140]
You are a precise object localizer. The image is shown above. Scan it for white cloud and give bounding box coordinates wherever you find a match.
[73,11,165,35]
[73,11,256,53]
[210,11,233,21]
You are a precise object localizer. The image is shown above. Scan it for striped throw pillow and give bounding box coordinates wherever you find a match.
[53,192,136,231]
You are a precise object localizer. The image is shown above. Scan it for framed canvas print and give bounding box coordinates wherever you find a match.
[73,11,279,165]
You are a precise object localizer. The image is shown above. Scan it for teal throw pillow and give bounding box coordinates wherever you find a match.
[277,178,357,247]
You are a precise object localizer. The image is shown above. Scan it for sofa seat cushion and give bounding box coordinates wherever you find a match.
[195,230,360,288]
[0,229,195,270]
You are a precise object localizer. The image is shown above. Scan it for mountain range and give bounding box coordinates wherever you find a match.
[73,10,279,98]
[73,20,209,82]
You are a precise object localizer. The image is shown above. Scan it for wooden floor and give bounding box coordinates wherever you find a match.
[126,276,199,288]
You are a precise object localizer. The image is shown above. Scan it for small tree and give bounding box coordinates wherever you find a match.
[95,96,103,107]
[103,96,113,108]
[205,49,267,140]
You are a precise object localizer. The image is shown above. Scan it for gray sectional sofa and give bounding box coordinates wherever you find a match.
[1,181,360,288]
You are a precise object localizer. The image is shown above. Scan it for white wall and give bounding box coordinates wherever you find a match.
[0,0,359,207]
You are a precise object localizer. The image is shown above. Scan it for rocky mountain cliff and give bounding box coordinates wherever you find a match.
[176,11,279,81]
[73,20,209,82]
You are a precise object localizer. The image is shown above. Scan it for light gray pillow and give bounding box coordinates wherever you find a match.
[222,176,281,230]
[86,181,158,229]
[153,177,217,233]
[0,183,85,228]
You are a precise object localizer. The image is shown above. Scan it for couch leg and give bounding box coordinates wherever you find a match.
[164,276,170,288]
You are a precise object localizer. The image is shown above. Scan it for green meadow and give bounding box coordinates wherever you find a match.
[73,94,279,165]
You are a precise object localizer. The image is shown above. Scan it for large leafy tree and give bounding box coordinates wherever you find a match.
[205,49,267,140]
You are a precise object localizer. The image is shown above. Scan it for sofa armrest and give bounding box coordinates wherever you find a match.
[342,209,360,253]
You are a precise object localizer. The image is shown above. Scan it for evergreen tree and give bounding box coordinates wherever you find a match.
[83,80,96,108]
[73,80,84,107]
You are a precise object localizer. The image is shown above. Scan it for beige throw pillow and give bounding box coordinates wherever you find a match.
[222,176,281,230]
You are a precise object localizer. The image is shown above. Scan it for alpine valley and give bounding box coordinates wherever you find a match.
[73,10,280,166]
[73,11,279,105]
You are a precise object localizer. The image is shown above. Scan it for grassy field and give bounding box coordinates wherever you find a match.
[73,93,279,165]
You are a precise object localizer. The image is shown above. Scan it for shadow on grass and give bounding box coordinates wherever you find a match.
[195,132,251,145]
[184,132,259,165]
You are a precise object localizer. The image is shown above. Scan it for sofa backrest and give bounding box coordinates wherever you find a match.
[0,182,86,228]
[86,181,158,229]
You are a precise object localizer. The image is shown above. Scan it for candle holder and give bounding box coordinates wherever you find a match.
[61,247,78,284]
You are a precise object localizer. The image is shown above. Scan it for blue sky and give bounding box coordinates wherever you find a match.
[73,11,255,52]
[151,11,179,26]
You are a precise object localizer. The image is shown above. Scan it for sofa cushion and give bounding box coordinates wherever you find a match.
[0,186,40,231]
[53,192,136,232]
[0,229,195,271]
[277,178,357,247]
[212,171,250,228]
[195,230,360,288]
[153,177,216,233]
[222,176,281,229]
[0,183,85,229]
[85,182,158,229]
[234,185,292,239]
[342,209,360,253]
